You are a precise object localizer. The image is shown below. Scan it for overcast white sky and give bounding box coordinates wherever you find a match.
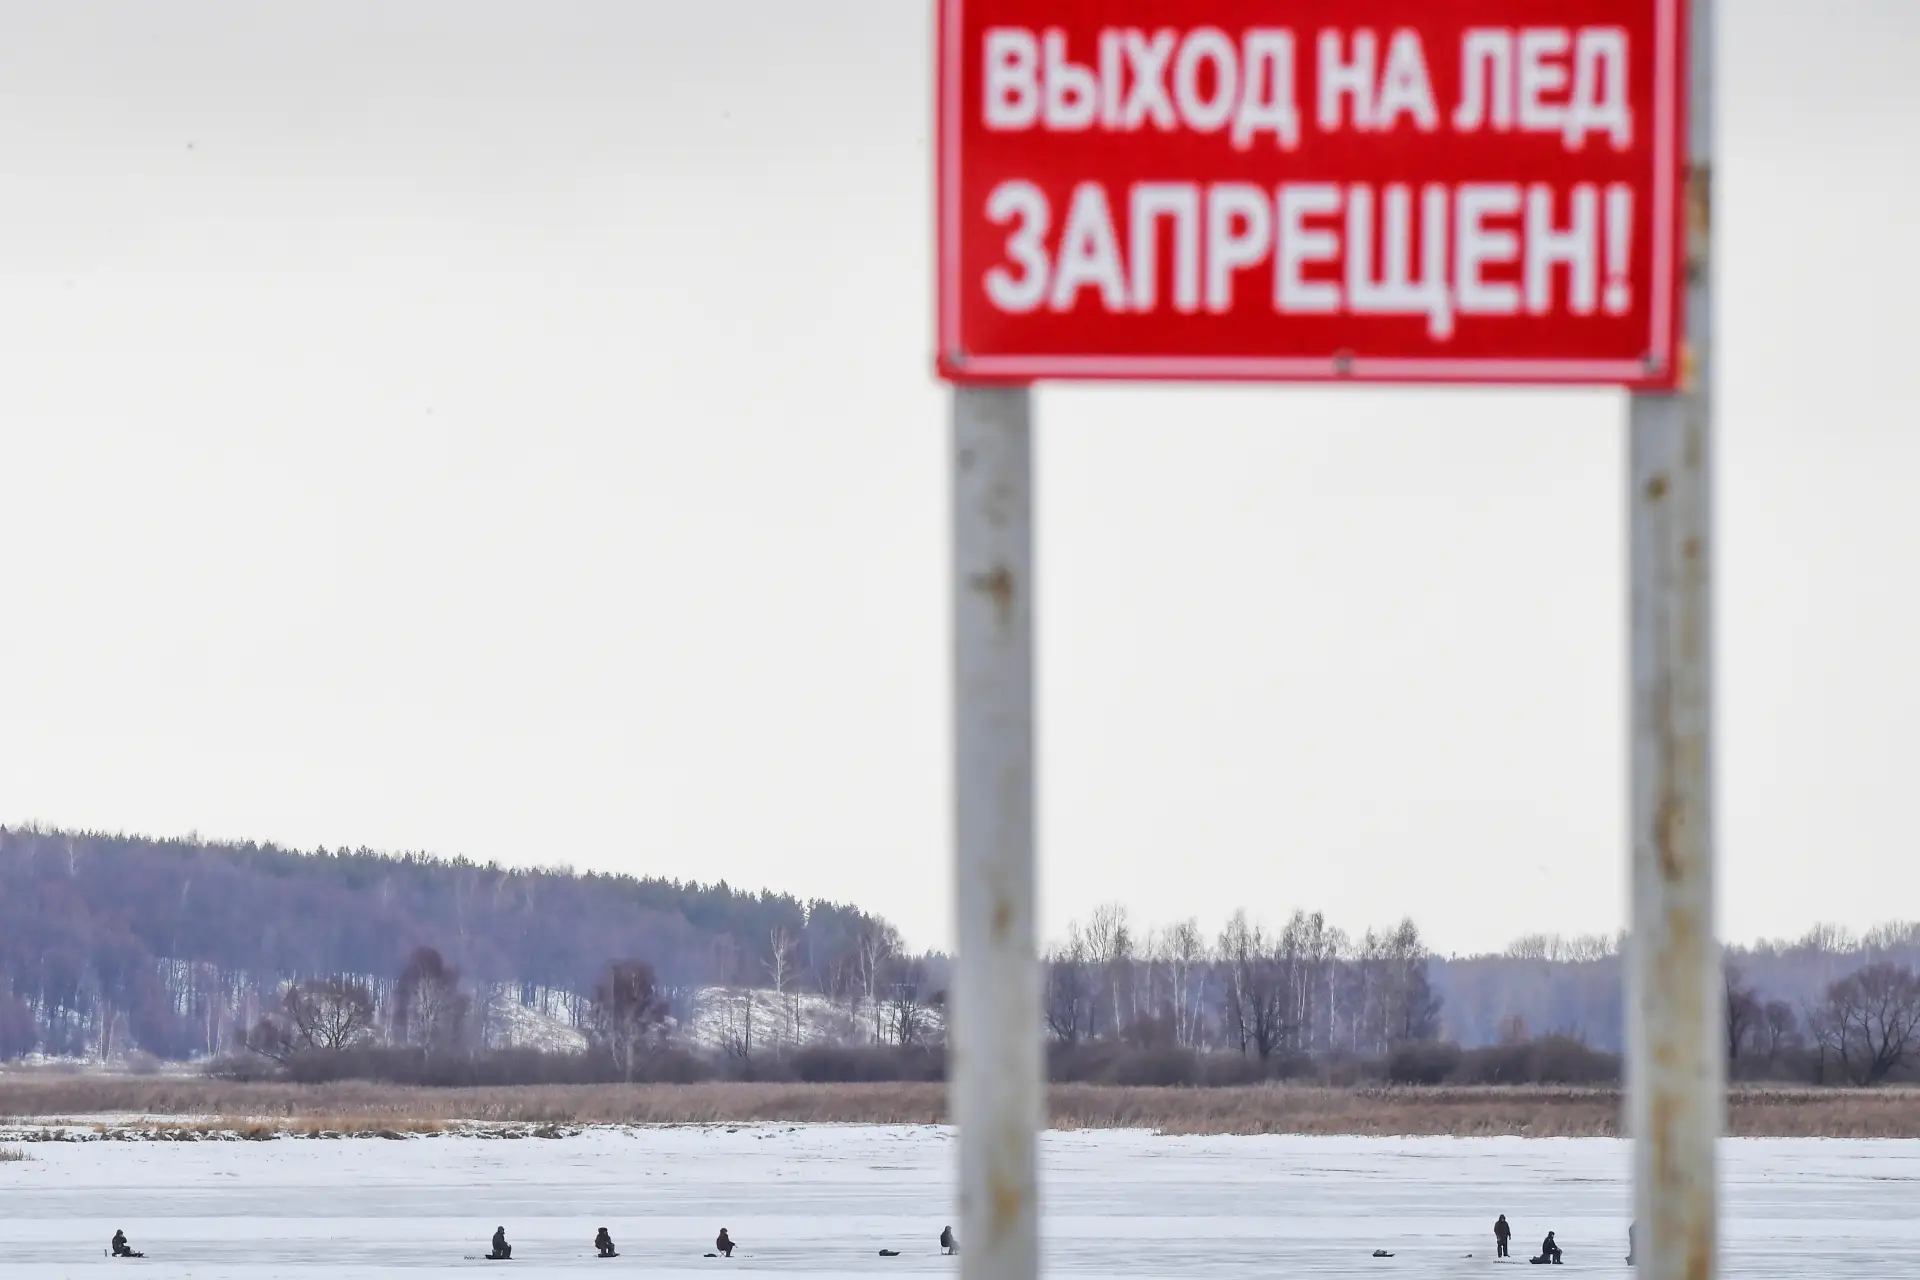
[1,1,1917,958]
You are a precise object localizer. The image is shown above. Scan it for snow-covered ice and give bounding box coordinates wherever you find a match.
[2,1125,1915,1277]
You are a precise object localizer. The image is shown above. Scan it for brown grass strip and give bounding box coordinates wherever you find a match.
[2,1077,1918,1138]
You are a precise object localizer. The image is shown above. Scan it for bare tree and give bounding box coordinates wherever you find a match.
[1217,911,1289,1059]
[1505,934,1554,961]
[1164,919,1208,1049]
[1043,926,1094,1046]
[767,926,798,1047]
[855,923,901,1044]
[1280,910,1336,1054]
[882,958,933,1047]
[1861,921,1920,956]
[821,949,861,1043]
[1134,926,1161,1038]
[1802,1000,1840,1084]
[283,977,377,1052]
[590,959,669,1083]
[242,1012,297,1064]
[1083,903,1134,1040]
[1758,999,1799,1069]
[1381,919,1442,1045]
[394,947,470,1057]
[1564,934,1619,962]
[1313,925,1350,1055]
[1822,962,1920,1086]
[1725,965,1761,1064]
[242,977,375,1064]
[1802,923,1857,955]
[717,989,756,1063]
[1343,930,1380,1054]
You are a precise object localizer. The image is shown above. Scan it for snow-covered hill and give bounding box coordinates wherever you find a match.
[4,981,945,1071]
[478,991,589,1054]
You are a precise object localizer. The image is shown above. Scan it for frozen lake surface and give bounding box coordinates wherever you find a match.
[2,1125,1916,1277]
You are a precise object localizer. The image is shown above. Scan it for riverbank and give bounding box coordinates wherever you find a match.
[3,1077,1917,1138]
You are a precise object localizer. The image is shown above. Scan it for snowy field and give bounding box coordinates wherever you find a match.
[2,1125,1916,1277]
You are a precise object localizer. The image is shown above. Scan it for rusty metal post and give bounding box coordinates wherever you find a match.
[950,384,1041,1280]
[1627,1,1718,1278]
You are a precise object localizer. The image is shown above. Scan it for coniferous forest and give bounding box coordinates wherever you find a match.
[0,826,891,1064]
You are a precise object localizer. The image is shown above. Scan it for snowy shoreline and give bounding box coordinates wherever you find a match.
[0,1117,884,1143]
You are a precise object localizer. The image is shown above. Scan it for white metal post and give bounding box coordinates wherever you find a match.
[1627,1,1717,1278]
[950,383,1041,1280]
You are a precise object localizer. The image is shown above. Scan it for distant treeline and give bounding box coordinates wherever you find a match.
[1431,922,1920,1058]
[0,826,906,1062]
[1036,906,1920,1087]
[3,827,1918,1089]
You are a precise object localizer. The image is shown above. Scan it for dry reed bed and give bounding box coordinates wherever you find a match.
[2,1078,1919,1138]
